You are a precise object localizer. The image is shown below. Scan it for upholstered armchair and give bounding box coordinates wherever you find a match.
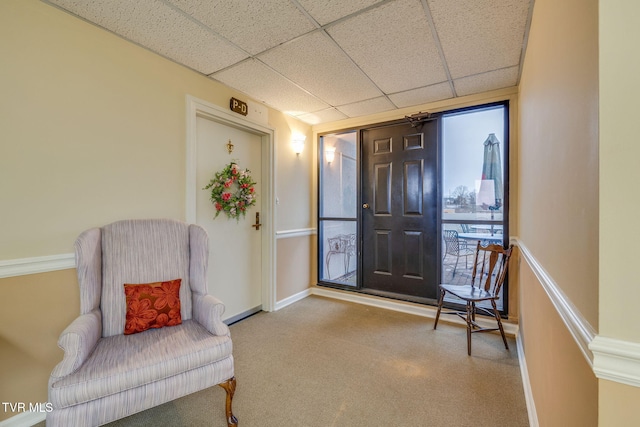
[47,219,237,426]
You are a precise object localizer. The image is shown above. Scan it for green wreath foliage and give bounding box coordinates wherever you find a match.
[203,162,257,220]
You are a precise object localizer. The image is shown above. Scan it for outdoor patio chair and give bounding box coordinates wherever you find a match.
[442,229,475,276]
[47,219,237,426]
[325,233,356,279]
[433,242,514,355]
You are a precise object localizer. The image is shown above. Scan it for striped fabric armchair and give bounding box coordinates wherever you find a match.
[47,219,237,426]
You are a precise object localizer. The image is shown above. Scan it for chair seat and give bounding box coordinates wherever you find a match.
[50,320,232,408]
[439,283,494,302]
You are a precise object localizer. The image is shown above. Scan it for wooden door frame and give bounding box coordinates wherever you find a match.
[185,95,276,312]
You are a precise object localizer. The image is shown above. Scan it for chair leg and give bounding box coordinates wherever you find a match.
[466,302,473,356]
[218,377,238,427]
[344,253,348,276]
[452,255,460,277]
[491,300,509,350]
[433,289,445,329]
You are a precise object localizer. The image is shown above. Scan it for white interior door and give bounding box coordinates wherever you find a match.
[195,116,262,323]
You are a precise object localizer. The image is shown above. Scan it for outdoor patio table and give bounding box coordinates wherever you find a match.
[457,232,504,245]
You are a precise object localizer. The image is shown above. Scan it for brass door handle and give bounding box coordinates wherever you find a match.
[363,203,370,209]
[252,212,262,231]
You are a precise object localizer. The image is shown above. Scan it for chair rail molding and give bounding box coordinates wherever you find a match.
[0,253,75,279]
[590,336,640,388]
[275,228,317,239]
[514,238,596,367]
[517,238,640,388]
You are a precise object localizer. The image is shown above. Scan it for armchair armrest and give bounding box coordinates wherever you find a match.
[192,294,230,337]
[50,309,102,381]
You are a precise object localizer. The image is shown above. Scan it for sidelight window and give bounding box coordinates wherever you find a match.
[318,131,358,287]
[441,103,509,311]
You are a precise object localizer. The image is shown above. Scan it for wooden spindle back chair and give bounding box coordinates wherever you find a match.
[434,242,514,355]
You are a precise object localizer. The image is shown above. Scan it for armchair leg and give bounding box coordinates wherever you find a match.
[219,377,238,427]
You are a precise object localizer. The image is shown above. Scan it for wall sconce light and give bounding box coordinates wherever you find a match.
[325,146,336,164]
[292,134,306,155]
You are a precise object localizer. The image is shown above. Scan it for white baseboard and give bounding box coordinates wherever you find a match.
[0,410,45,427]
[224,305,262,325]
[0,253,75,279]
[275,288,312,311]
[311,286,519,337]
[517,332,539,427]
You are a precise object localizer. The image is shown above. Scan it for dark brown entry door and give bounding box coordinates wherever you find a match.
[361,120,439,302]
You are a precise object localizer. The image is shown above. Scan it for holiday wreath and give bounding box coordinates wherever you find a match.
[203,162,257,220]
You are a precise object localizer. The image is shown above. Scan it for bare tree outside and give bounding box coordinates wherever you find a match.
[451,185,476,212]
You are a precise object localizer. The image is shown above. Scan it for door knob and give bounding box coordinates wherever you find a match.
[363,203,370,209]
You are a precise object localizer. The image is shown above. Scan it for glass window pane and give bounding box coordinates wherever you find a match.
[320,132,357,219]
[441,224,504,311]
[441,104,507,313]
[442,106,505,223]
[319,220,357,286]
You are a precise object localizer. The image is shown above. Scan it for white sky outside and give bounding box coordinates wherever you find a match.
[442,106,505,200]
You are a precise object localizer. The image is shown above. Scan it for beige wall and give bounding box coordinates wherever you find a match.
[599,0,640,345]
[0,270,79,416]
[518,0,600,423]
[518,0,599,328]
[599,380,640,426]
[519,262,598,426]
[598,0,640,425]
[0,0,314,420]
[0,0,313,260]
[276,234,317,302]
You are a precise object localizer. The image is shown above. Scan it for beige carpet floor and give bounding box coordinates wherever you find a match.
[50,295,530,426]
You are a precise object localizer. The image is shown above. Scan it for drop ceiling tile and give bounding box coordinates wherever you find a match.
[259,32,382,106]
[453,66,519,96]
[48,0,248,74]
[296,108,349,125]
[328,0,447,94]
[388,82,453,108]
[428,0,530,78]
[296,0,385,26]
[167,0,316,55]
[212,59,330,116]
[337,96,396,118]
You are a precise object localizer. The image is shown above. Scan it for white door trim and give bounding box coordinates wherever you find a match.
[185,95,276,312]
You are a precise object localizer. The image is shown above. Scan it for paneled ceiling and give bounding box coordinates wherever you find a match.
[44,0,533,125]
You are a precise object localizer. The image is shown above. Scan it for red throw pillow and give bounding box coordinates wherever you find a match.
[124,279,182,335]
